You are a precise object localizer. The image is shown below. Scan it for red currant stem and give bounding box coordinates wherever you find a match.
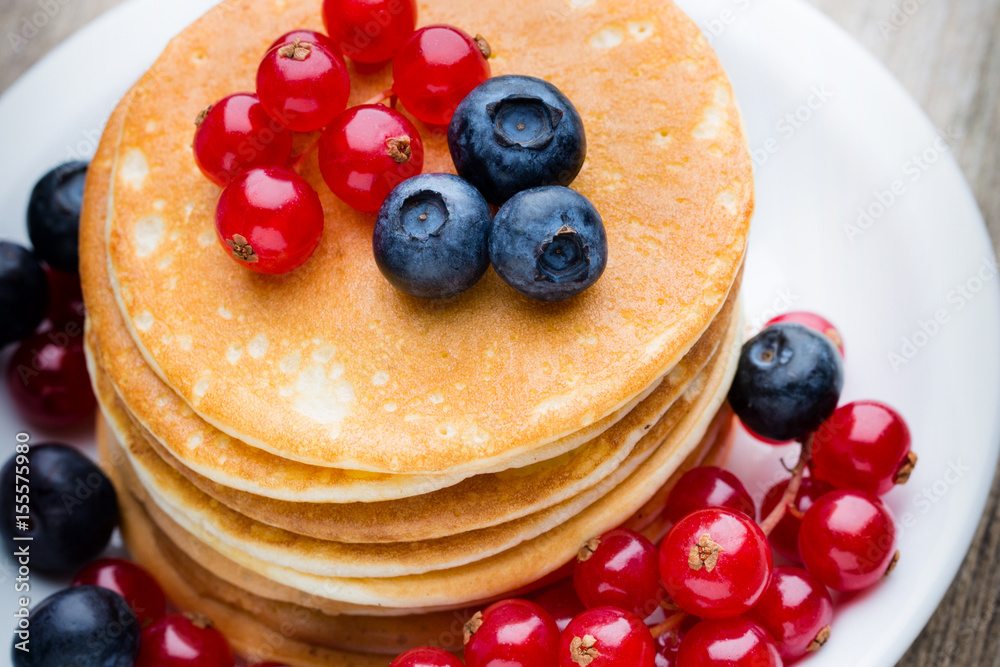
[759,433,814,536]
[649,611,689,639]
[289,138,321,173]
[364,88,396,107]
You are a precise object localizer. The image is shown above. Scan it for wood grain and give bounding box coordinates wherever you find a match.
[1,0,998,664]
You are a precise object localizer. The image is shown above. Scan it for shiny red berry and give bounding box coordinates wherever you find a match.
[42,266,85,327]
[256,39,350,132]
[393,25,491,126]
[677,617,782,666]
[559,607,655,667]
[72,558,167,627]
[136,613,234,667]
[760,476,836,562]
[766,311,844,356]
[390,647,464,667]
[525,577,586,632]
[573,529,661,618]
[665,466,755,524]
[215,166,324,274]
[746,566,833,661]
[741,422,792,446]
[811,400,915,496]
[799,489,898,591]
[660,508,772,619]
[322,0,418,64]
[318,105,425,212]
[6,330,95,427]
[193,93,293,187]
[268,30,342,62]
[464,599,559,667]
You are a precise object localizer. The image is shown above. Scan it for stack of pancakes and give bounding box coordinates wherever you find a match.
[79,0,753,663]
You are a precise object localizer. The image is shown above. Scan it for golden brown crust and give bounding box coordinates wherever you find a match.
[106,411,733,662]
[99,315,740,610]
[85,0,753,474]
[88,284,735,543]
[101,324,722,579]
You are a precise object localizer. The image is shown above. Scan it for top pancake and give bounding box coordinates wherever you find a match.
[93,0,752,472]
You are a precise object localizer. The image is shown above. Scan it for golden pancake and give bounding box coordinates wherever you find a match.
[89,287,735,543]
[98,410,732,648]
[104,326,721,578]
[102,319,740,610]
[81,88,708,506]
[88,0,752,474]
[107,411,734,663]
[82,91,742,522]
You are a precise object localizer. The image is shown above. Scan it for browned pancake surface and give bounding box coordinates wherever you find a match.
[91,0,752,473]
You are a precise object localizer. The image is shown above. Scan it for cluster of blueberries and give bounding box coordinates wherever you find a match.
[374,75,608,302]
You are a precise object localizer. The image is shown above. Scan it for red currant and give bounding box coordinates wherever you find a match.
[215,166,324,274]
[256,39,350,132]
[760,476,836,562]
[573,529,661,618]
[318,105,425,212]
[742,422,791,446]
[193,93,293,187]
[659,508,772,619]
[525,577,586,632]
[72,558,167,627]
[799,489,898,591]
[390,647,463,667]
[393,25,491,126]
[6,330,95,427]
[665,466,755,524]
[136,613,234,667]
[322,0,418,64]
[676,617,782,666]
[811,401,915,496]
[766,311,844,356]
[746,566,833,661]
[269,30,342,62]
[464,599,559,667]
[559,607,655,667]
[42,266,85,327]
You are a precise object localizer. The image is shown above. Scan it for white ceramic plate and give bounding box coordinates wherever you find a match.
[0,0,997,665]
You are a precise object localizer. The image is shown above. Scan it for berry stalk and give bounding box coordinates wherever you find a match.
[759,434,814,536]
[289,137,324,173]
[649,611,689,639]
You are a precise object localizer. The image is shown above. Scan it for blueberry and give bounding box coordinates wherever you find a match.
[0,444,118,574]
[373,173,493,299]
[488,186,607,302]
[728,323,844,442]
[12,586,140,667]
[448,75,586,205]
[28,161,88,273]
[0,241,48,348]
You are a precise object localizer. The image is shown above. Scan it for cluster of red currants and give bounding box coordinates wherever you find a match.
[387,311,917,667]
[192,0,492,274]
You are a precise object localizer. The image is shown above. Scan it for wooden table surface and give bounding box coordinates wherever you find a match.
[1,0,998,664]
